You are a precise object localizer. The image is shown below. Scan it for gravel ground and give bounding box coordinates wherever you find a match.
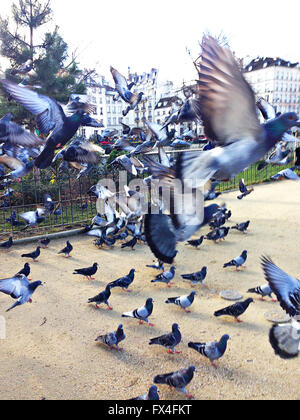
[0,179,299,400]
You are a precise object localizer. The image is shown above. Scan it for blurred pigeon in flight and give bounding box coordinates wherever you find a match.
[0,274,42,312]
[269,320,300,359]
[237,179,254,200]
[110,67,143,116]
[175,36,300,186]
[261,256,300,317]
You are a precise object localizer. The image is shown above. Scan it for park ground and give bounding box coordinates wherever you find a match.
[0,178,299,400]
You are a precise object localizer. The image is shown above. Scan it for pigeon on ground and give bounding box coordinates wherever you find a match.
[188,334,230,367]
[88,285,113,310]
[223,250,247,271]
[205,227,229,243]
[247,284,276,302]
[175,36,300,186]
[231,221,250,234]
[186,236,204,249]
[122,298,154,326]
[214,298,254,322]
[261,256,300,317]
[16,263,31,279]
[130,385,160,401]
[269,320,300,359]
[151,266,176,287]
[181,267,207,288]
[146,260,165,271]
[165,292,196,313]
[39,237,50,248]
[0,236,13,252]
[95,324,126,351]
[149,323,182,354]
[0,274,42,312]
[58,241,73,258]
[107,269,136,292]
[153,366,196,399]
[73,263,98,280]
[121,236,137,251]
[21,246,41,262]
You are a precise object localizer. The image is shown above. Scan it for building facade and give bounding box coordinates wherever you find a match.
[244,57,300,117]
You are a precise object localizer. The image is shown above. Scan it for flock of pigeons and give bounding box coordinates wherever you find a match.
[1,35,300,400]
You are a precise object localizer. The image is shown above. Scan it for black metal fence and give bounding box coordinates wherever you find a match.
[0,150,295,241]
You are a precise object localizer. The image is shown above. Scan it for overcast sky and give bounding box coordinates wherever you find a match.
[1,0,299,85]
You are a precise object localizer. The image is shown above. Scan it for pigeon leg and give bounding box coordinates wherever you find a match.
[148,322,155,327]
[33,259,39,263]
[184,309,191,313]
[107,305,113,311]
[138,320,144,325]
[235,318,243,323]
[259,297,265,302]
[28,298,32,303]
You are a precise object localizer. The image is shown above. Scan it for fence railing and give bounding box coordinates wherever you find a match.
[0,149,295,240]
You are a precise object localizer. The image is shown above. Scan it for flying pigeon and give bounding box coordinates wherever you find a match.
[0,113,43,147]
[231,221,250,234]
[181,267,207,288]
[175,36,300,187]
[21,246,41,262]
[73,263,98,280]
[107,269,136,292]
[58,241,73,258]
[130,385,160,401]
[237,179,254,200]
[151,266,176,287]
[153,366,196,399]
[88,285,113,310]
[0,274,42,312]
[20,209,45,228]
[214,298,254,322]
[95,324,126,351]
[110,67,143,116]
[165,292,196,313]
[149,323,182,354]
[188,334,230,368]
[247,284,276,302]
[223,250,248,271]
[0,79,102,169]
[270,167,300,181]
[186,236,204,249]
[122,298,154,326]
[269,320,300,359]
[261,256,300,317]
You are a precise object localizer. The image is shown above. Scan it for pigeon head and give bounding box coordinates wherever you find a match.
[204,204,220,224]
[29,280,43,291]
[202,266,207,274]
[148,385,159,399]
[241,250,247,258]
[172,323,180,331]
[245,298,254,305]
[278,112,299,129]
[170,266,176,273]
[93,263,98,267]
[221,334,230,342]
[145,298,154,308]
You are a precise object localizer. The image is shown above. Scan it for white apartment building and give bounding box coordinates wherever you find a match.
[244,57,300,117]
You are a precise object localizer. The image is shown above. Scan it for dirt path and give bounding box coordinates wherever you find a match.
[0,179,299,400]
